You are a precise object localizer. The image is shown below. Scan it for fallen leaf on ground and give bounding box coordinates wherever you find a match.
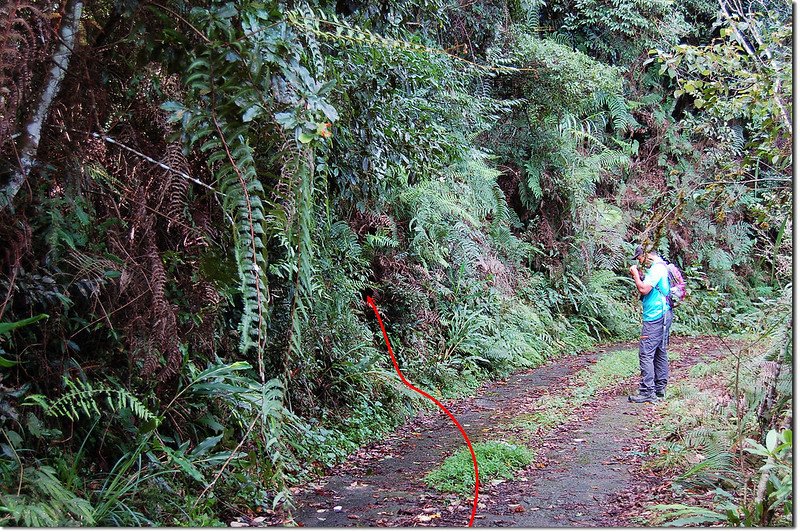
[416,513,441,522]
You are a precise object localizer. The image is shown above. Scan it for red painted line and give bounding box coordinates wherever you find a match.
[366,296,480,527]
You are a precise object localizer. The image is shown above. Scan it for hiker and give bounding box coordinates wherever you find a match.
[627,245,672,403]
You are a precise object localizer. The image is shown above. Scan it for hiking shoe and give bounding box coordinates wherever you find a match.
[628,393,658,403]
[656,390,666,398]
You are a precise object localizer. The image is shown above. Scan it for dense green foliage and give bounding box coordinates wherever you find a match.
[0,0,791,525]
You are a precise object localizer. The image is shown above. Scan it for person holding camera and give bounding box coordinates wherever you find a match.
[627,245,673,403]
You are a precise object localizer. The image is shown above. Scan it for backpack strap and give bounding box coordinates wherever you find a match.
[654,283,672,308]
[652,259,672,308]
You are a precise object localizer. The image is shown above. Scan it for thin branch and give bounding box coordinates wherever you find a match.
[694,177,792,187]
[68,291,149,340]
[78,130,221,194]
[639,172,790,240]
[144,1,211,44]
[0,266,18,322]
[717,0,792,135]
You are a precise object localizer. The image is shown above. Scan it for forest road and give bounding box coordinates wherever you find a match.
[259,336,726,527]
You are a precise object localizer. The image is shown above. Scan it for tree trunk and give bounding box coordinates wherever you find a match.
[0,0,83,210]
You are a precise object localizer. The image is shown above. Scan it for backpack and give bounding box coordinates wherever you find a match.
[654,259,686,308]
[657,261,687,308]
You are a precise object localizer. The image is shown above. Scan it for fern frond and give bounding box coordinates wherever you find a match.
[595,91,639,132]
[275,147,319,374]
[0,466,95,526]
[179,49,273,378]
[46,379,156,423]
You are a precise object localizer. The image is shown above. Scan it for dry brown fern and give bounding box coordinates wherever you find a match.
[90,134,184,383]
[0,0,51,145]
[0,5,226,395]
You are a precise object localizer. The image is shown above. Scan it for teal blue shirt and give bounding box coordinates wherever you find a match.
[642,259,670,322]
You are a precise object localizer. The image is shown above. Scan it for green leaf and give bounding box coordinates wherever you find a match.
[195,361,251,382]
[781,429,792,446]
[668,515,725,526]
[274,111,298,129]
[216,3,238,19]
[766,429,778,452]
[192,434,223,457]
[319,102,339,122]
[161,444,205,483]
[5,430,22,448]
[242,105,261,122]
[139,417,160,434]
[22,394,49,409]
[160,101,185,112]
[0,314,48,335]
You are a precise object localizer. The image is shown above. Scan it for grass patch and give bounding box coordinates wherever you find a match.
[578,348,639,392]
[424,441,533,494]
[514,395,571,431]
[512,349,639,433]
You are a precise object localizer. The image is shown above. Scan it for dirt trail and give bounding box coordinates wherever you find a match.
[275,336,725,527]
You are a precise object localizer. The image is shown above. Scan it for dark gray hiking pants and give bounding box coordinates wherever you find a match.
[638,309,673,396]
